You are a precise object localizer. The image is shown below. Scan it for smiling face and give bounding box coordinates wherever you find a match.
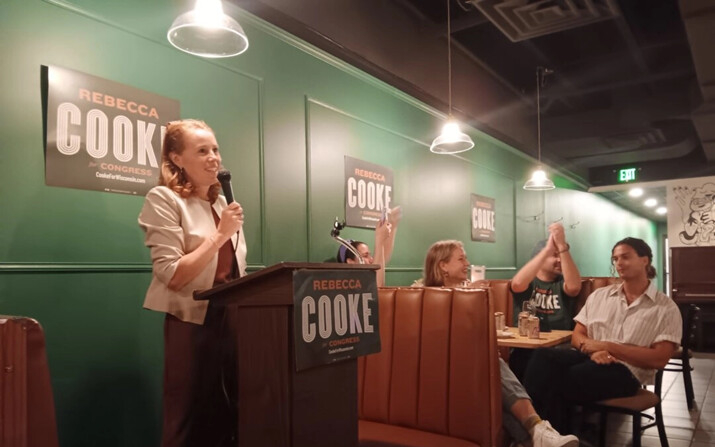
[612,243,649,281]
[440,246,470,286]
[170,128,221,198]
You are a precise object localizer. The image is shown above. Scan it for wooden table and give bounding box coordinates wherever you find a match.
[497,327,572,349]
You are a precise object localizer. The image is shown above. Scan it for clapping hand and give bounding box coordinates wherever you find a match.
[548,222,568,252]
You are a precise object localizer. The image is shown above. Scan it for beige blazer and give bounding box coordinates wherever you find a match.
[138,186,247,324]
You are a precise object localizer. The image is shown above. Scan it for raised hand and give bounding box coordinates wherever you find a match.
[548,222,568,251]
[388,205,403,227]
[375,219,392,244]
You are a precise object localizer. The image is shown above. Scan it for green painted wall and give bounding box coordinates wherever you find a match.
[0,0,660,445]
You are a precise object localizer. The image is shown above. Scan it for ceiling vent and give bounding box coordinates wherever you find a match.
[603,129,667,150]
[469,0,620,42]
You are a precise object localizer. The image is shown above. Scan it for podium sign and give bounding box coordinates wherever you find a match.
[293,269,381,371]
[194,263,378,447]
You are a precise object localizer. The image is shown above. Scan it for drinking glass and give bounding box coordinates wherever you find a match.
[522,300,535,315]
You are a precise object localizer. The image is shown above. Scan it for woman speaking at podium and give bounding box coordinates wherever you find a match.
[138,119,247,447]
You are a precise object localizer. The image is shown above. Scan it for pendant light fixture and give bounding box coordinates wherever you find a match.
[430,0,475,154]
[523,66,555,191]
[168,0,249,58]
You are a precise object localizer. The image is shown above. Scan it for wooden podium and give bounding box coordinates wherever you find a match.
[194,262,379,447]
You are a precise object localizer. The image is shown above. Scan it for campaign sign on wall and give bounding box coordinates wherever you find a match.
[471,193,496,242]
[292,269,381,371]
[344,156,393,229]
[667,176,715,247]
[44,65,180,195]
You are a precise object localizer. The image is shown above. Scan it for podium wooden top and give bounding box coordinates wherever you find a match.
[194,262,379,303]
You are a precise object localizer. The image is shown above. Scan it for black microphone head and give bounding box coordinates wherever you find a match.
[217,169,232,183]
[217,169,234,203]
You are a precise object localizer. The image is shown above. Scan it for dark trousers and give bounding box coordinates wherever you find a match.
[523,347,640,433]
[509,342,572,382]
[161,305,237,447]
[508,348,533,382]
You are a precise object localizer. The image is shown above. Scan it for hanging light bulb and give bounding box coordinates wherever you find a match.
[430,118,474,154]
[430,0,475,155]
[524,166,555,190]
[524,66,555,191]
[168,0,249,58]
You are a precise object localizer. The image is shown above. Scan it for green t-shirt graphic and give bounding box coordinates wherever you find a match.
[511,276,576,330]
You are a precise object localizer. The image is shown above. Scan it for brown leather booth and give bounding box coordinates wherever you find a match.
[357,287,502,447]
[0,316,59,447]
[476,280,516,361]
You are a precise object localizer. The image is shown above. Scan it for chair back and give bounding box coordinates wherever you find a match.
[681,303,700,352]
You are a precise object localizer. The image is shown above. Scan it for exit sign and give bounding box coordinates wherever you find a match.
[589,164,668,186]
[618,168,637,183]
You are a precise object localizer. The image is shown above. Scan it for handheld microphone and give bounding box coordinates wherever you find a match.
[217,169,234,204]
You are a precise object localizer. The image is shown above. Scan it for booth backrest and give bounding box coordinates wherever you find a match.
[575,279,593,317]
[474,280,513,361]
[484,280,511,317]
[0,316,59,447]
[358,287,502,447]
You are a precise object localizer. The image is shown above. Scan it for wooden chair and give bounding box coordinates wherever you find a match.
[586,369,667,447]
[665,304,700,410]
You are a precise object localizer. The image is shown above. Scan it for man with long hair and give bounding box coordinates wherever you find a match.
[523,237,682,434]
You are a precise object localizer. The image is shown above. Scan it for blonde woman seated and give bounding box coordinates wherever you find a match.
[421,240,578,447]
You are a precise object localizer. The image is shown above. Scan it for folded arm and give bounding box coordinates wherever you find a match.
[573,322,677,369]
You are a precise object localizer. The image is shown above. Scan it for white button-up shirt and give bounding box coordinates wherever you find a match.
[574,280,682,384]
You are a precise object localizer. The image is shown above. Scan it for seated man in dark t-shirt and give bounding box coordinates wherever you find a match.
[509,222,582,380]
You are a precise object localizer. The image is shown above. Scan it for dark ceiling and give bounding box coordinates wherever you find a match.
[233,0,715,220]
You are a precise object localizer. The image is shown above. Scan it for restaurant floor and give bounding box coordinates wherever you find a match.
[576,353,715,446]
